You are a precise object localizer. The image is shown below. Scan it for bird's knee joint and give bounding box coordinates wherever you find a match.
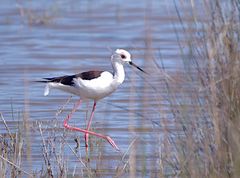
[63,122,69,128]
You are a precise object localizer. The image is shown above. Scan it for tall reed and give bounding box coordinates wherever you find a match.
[167,0,240,177]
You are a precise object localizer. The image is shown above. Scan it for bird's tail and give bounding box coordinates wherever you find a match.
[44,84,50,96]
[35,80,50,96]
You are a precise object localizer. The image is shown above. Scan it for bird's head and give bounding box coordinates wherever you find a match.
[112,49,146,73]
[113,49,131,63]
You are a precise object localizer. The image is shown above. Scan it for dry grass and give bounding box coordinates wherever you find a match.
[0,113,33,177]
[156,0,240,177]
[0,98,137,177]
[16,0,58,26]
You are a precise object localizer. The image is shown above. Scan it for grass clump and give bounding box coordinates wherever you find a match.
[163,0,240,177]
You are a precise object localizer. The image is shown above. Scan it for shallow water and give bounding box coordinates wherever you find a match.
[0,0,202,177]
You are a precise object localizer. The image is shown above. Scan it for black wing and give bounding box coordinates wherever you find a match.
[42,71,104,86]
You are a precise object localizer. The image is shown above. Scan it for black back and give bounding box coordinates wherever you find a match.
[43,71,104,86]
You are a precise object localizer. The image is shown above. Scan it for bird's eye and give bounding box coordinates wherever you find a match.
[120,54,126,59]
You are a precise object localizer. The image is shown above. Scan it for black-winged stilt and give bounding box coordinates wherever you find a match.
[40,49,145,151]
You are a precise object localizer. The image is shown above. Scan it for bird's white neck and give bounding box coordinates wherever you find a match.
[112,60,125,85]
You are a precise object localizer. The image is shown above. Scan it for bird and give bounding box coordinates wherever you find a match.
[39,49,146,151]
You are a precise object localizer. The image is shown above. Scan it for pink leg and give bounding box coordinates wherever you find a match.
[63,99,119,151]
[84,101,96,148]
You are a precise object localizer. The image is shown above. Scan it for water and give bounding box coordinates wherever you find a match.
[0,0,198,177]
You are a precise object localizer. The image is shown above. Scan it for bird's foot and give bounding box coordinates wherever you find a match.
[85,133,89,148]
[106,136,120,151]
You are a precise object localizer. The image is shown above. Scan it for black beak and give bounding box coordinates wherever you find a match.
[129,61,146,73]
